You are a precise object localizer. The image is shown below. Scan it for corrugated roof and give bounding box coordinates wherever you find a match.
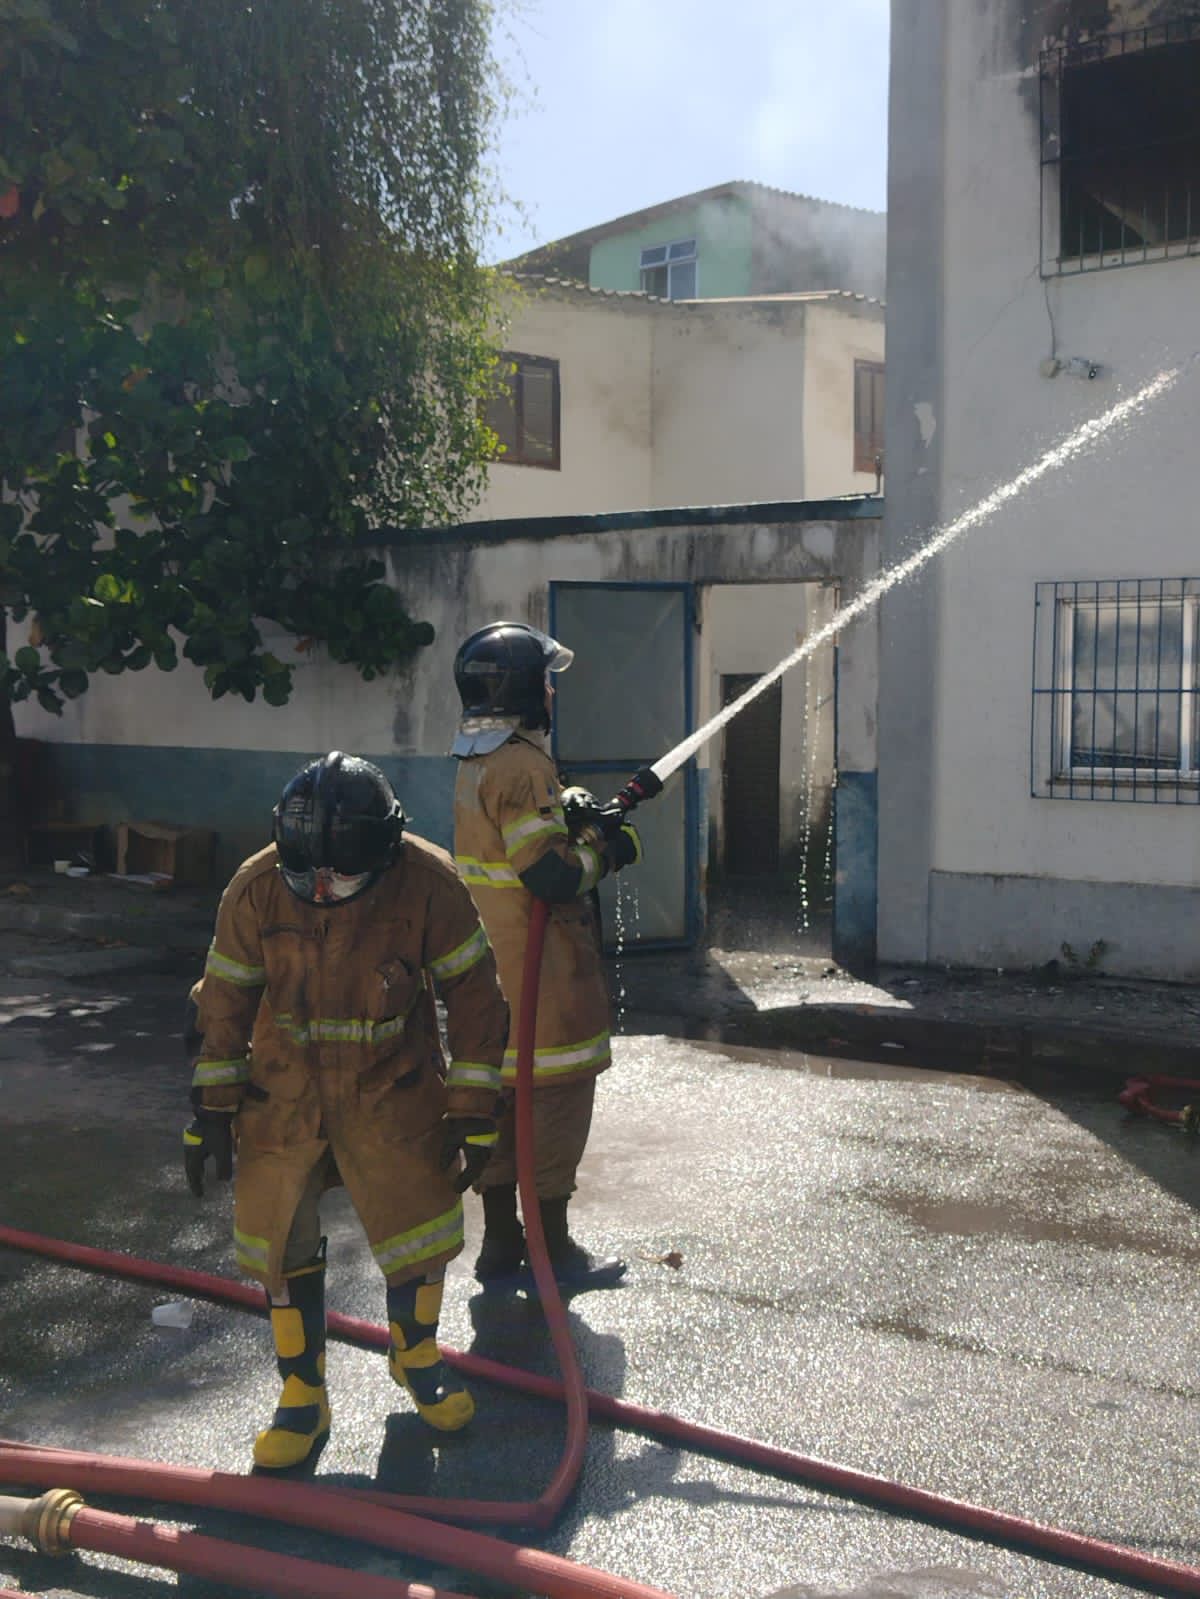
[505,274,885,313]
[506,272,664,303]
[686,289,887,310]
[504,180,884,269]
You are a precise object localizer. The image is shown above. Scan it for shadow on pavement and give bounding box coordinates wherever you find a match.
[0,1548,175,1599]
[1029,1066,1200,1223]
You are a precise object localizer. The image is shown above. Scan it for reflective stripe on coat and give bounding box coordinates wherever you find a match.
[453,733,611,1088]
[192,835,508,1292]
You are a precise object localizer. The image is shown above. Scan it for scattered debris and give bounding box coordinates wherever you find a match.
[638,1249,684,1270]
[109,871,175,891]
[151,1301,194,1329]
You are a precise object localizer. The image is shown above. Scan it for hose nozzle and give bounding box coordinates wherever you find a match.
[610,766,663,815]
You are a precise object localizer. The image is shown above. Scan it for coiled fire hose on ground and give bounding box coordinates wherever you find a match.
[0,897,678,1599]
[1118,1074,1200,1133]
[3,884,1200,1594]
[0,1486,474,1599]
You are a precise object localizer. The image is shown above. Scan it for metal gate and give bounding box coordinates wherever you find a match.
[549,581,697,948]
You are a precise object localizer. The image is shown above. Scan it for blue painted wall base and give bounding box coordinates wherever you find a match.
[39,743,458,884]
[833,769,878,970]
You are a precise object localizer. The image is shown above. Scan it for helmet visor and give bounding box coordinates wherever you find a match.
[280,865,373,905]
[324,814,396,875]
[546,640,574,673]
[275,813,396,876]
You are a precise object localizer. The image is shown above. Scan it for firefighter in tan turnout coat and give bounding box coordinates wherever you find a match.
[452,622,643,1291]
[183,753,508,1469]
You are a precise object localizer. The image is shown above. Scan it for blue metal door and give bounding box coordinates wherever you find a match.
[550,581,697,948]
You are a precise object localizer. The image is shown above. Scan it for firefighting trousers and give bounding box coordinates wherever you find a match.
[277,1151,452,1286]
[233,1065,466,1294]
[476,1074,596,1199]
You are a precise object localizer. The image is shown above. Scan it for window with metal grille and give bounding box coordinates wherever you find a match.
[484,352,560,470]
[1032,580,1200,801]
[853,360,885,476]
[639,239,698,299]
[1040,22,1200,275]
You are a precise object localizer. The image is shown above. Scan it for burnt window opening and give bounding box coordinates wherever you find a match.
[484,352,560,470]
[1042,22,1200,273]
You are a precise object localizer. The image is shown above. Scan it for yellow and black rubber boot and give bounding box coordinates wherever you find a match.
[253,1248,331,1470]
[387,1276,474,1431]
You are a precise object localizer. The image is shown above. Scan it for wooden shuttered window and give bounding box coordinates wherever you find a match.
[853,359,885,476]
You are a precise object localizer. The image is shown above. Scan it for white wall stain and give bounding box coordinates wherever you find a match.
[914,401,938,448]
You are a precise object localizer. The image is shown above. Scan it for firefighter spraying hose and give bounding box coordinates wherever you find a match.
[6,668,1200,1594]
[451,622,642,1293]
[8,369,1200,1590]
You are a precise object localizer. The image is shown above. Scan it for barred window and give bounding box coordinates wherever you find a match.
[1032,580,1200,801]
[1041,23,1200,275]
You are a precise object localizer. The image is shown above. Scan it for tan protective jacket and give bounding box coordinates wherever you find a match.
[191,836,507,1291]
[454,732,611,1088]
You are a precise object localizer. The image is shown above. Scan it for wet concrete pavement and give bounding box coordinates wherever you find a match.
[2,971,1199,1599]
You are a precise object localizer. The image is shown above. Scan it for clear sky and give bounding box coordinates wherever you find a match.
[487,0,890,263]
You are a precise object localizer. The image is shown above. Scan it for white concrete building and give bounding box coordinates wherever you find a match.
[16,506,881,961]
[478,276,885,520]
[880,0,1200,979]
[15,273,886,949]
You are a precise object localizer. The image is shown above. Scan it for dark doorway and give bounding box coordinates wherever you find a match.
[721,674,781,875]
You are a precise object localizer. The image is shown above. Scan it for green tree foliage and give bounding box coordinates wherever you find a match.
[0,0,500,716]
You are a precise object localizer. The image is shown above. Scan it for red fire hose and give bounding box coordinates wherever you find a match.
[71,1505,471,1599]
[1118,1074,1200,1132]
[512,898,589,1525]
[6,1234,1200,1595]
[0,1487,471,1599]
[5,894,1200,1594]
[0,897,677,1599]
[0,1453,675,1599]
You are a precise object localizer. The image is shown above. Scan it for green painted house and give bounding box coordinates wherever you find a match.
[507,180,886,302]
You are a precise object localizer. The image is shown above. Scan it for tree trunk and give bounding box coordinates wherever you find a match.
[0,609,26,869]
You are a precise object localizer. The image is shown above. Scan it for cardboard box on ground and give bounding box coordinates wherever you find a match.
[115,822,216,889]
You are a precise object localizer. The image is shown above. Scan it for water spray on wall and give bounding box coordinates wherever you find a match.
[601,365,1181,823]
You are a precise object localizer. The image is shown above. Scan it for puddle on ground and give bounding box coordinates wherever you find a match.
[865,1186,1200,1263]
[686,1038,1020,1092]
[763,1567,1004,1599]
[856,1310,1200,1400]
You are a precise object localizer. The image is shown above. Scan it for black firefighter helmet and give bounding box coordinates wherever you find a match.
[272,752,405,905]
[453,621,574,730]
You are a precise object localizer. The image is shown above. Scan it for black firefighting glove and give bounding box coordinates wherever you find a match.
[604,822,642,873]
[439,1116,499,1194]
[183,1106,235,1198]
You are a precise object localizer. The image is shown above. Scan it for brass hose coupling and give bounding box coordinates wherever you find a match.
[0,1488,85,1555]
